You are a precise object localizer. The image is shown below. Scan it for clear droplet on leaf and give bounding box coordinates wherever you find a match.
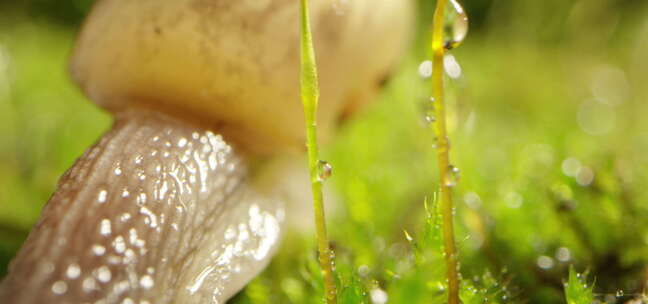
[616,290,624,297]
[317,160,333,181]
[446,165,461,187]
[444,0,469,50]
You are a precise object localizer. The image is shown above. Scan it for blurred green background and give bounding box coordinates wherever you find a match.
[1,0,648,303]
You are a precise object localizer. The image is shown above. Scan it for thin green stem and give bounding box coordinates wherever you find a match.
[299,0,337,303]
[430,0,460,303]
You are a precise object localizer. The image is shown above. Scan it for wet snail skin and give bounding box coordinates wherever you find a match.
[0,0,413,303]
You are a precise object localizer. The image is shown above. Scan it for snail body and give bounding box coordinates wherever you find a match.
[1,110,282,303]
[0,0,413,303]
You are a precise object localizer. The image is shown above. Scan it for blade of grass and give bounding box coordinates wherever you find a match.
[299,0,337,303]
[429,0,461,303]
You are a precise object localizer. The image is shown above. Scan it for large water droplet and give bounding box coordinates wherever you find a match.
[444,0,469,50]
[317,160,333,181]
[616,290,624,297]
[445,165,461,187]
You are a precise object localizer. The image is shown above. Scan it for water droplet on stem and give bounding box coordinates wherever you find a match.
[317,160,333,181]
[444,0,469,50]
[446,165,461,187]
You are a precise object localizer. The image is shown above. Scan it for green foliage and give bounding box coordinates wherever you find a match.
[564,267,594,304]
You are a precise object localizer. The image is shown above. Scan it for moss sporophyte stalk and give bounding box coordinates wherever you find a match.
[426,0,469,303]
[299,0,337,303]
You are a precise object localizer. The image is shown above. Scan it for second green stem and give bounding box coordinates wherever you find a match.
[430,0,460,303]
[299,0,337,303]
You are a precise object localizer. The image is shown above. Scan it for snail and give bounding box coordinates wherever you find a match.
[0,0,413,303]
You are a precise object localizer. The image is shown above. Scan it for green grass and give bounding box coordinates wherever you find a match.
[564,267,594,304]
[2,2,648,303]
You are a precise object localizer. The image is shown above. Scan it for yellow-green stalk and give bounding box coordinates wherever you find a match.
[299,0,337,303]
[430,0,460,303]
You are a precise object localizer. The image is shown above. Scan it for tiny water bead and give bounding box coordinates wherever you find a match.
[424,114,437,125]
[317,160,333,181]
[444,0,469,50]
[445,165,461,187]
[418,97,437,126]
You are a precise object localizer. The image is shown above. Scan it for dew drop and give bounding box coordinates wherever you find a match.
[66,263,81,279]
[178,138,188,148]
[616,290,624,297]
[95,266,112,283]
[418,97,437,126]
[424,114,437,124]
[140,275,154,289]
[97,189,108,204]
[92,244,106,256]
[51,281,67,295]
[120,212,132,222]
[100,219,112,236]
[113,236,126,253]
[317,160,333,181]
[444,0,469,50]
[82,277,98,292]
[445,165,461,187]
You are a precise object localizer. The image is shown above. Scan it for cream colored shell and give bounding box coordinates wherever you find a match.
[71,0,413,153]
